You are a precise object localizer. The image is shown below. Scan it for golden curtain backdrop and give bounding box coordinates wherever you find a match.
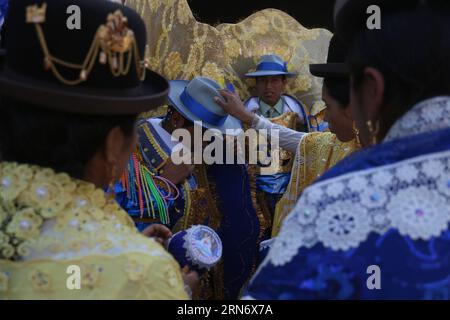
[125,0,332,118]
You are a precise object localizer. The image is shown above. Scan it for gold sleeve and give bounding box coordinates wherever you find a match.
[0,251,188,300]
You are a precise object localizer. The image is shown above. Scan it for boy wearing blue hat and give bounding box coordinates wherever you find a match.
[245,54,310,236]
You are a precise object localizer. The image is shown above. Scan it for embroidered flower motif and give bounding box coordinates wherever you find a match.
[76,182,96,196]
[29,269,51,291]
[0,271,9,292]
[385,97,450,141]
[296,203,318,226]
[371,170,392,187]
[0,161,139,262]
[388,187,450,240]
[55,209,90,231]
[88,189,107,208]
[6,208,43,240]
[0,172,28,203]
[87,207,105,221]
[73,196,90,209]
[422,159,445,179]
[13,167,72,219]
[164,51,184,80]
[305,187,323,205]
[316,201,371,251]
[17,241,32,257]
[360,188,388,209]
[1,244,15,259]
[124,259,147,282]
[326,182,345,199]
[57,172,77,193]
[396,164,419,183]
[348,175,368,192]
[80,263,102,288]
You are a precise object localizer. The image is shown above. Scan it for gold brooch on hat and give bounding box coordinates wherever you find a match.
[26,3,149,85]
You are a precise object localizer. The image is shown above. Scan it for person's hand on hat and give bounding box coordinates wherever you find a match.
[141,223,173,247]
[160,157,194,185]
[215,89,256,126]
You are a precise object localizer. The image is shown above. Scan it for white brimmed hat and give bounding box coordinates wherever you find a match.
[168,77,243,136]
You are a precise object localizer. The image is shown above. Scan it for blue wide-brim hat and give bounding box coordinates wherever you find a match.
[245,54,297,78]
[168,77,243,136]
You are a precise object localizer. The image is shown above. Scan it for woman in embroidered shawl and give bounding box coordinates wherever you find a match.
[0,0,195,299]
[216,35,360,238]
[242,1,450,299]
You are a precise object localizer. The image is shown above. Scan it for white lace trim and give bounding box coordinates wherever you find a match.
[384,96,450,142]
[266,149,450,267]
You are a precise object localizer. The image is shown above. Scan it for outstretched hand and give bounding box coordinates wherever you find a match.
[215,89,256,126]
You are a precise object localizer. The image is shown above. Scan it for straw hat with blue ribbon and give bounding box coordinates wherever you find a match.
[168,77,243,136]
[245,54,297,78]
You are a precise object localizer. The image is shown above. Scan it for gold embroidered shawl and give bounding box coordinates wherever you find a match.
[272,133,359,237]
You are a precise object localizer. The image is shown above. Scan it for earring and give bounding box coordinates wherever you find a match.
[352,122,361,147]
[366,120,380,145]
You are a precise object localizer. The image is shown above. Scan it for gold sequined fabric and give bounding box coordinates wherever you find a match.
[272,133,360,237]
[0,162,188,299]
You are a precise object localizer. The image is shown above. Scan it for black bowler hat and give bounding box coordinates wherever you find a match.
[0,0,169,115]
[334,0,450,43]
[309,34,348,78]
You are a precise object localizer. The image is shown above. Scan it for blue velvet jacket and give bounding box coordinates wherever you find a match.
[116,118,260,299]
[245,97,450,300]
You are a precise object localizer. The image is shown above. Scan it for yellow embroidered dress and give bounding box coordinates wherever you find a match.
[272,133,359,237]
[0,162,188,299]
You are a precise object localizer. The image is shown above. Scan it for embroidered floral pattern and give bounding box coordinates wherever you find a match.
[80,263,103,288]
[124,258,147,282]
[6,208,43,240]
[0,162,141,261]
[385,97,450,142]
[29,269,51,291]
[266,129,450,266]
